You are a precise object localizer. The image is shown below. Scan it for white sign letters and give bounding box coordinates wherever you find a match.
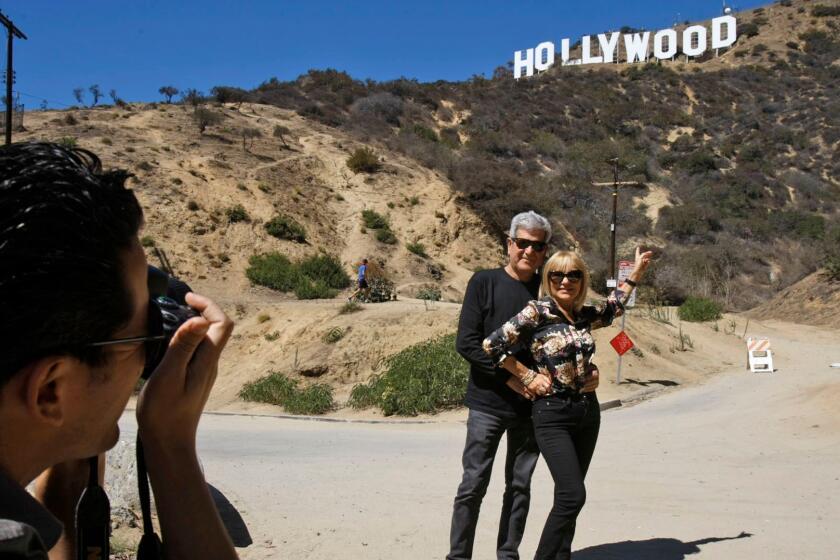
[514,15,737,79]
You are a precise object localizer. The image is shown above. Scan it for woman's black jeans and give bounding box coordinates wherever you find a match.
[532,391,600,560]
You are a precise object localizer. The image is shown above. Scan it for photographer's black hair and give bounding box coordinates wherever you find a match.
[0,142,144,385]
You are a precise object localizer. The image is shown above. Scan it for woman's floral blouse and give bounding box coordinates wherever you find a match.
[482,290,629,394]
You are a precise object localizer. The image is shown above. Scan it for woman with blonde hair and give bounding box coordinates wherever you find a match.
[483,247,652,559]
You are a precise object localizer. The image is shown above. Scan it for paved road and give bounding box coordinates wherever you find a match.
[118,320,840,559]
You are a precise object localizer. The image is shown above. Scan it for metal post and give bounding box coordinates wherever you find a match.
[616,313,626,384]
[609,158,619,282]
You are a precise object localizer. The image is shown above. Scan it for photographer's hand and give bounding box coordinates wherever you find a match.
[136,292,237,560]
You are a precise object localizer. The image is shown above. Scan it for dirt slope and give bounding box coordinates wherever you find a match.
[747,270,840,328]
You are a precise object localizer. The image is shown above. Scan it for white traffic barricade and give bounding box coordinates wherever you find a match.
[746,337,774,373]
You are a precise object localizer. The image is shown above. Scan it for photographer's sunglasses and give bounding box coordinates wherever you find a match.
[510,237,547,252]
[548,270,583,284]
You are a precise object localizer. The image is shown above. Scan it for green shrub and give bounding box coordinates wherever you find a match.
[240,372,333,415]
[322,327,346,344]
[375,229,397,244]
[59,137,77,149]
[225,204,250,223]
[339,301,363,314]
[678,297,723,322]
[240,372,297,404]
[409,196,420,206]
[416,286,442,301]
[257,313,271,323]
[265,214,306,242]
[769,211,825,240]
[812,5,840,17]
[246,252,299,291]
[740,22,759,38]
[413,124,439,142]
[297,254,351,289]
[406,242,427,258]
[187,200,200,211]
[294,278,337,300]
[682,150,718,175]
[347,147,381,173]
[284,383,334,415]
[361,209,389,229]
[823,256,840,281]
[140,235,156,248]
[348,333,468,416]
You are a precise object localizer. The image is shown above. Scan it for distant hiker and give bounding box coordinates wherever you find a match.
[482,246,652,560]
[447,211,551,560]
[0,143,238,560]
[350,258,371,302]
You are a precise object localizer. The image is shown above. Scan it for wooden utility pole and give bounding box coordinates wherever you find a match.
[1,11,27,145]
[591,160,644,286]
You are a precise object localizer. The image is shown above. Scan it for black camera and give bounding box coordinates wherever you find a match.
[143,266,199,379]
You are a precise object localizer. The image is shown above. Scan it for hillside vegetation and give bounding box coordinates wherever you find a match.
[210,0,840,310]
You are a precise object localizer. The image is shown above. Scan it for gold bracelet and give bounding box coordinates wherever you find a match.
[521,371,537,386]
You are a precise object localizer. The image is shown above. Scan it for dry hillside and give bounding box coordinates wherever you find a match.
[15,104,752,413]
[747,270,840,327]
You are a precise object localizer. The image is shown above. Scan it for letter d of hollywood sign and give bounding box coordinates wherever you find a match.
[514,15,737,79]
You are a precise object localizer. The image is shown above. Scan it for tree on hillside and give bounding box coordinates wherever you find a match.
[159,85,179,103]
[109,89,118,104]
[89,84,102,107]
[273,124,291,148]
[193,107,223,134]
[241,127,262,151]
[181,88,203,110]
[72,88,84,106]
[211,86,248,108]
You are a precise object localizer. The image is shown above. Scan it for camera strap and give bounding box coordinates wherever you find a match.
[75,456,110,560]
[136,435,162,560]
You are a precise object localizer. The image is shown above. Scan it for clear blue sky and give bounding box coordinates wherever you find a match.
[2,0,769,108]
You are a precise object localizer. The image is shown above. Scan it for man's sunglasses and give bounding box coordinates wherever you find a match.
[85,298,167,372]
[510,237,547,252]
[548,270,583,284]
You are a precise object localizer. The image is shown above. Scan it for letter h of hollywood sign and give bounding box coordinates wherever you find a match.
[513,15,737,79]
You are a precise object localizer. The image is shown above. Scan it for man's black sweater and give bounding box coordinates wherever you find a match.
[455,267,540,419]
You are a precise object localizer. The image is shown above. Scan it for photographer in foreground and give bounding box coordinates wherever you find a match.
[0,142,238,560]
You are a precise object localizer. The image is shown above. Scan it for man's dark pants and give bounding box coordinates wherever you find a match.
[447,408,540,560]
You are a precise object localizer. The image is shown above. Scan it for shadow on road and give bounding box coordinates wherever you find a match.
[622,378,680,387]
[573,531,752,559]
[209,483,253,548]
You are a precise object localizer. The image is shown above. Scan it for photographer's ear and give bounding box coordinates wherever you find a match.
[18,357,76,427]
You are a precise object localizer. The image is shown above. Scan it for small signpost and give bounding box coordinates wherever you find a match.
[610,260,637,383]
[610,331,634,356]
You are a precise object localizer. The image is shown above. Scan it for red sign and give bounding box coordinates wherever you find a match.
[610,331,634,356]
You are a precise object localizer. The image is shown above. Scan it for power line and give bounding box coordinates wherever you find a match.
[11,90,74,109]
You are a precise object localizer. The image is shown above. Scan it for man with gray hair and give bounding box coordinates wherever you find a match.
[447,211,554,560]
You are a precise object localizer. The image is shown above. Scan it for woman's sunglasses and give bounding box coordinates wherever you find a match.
[548,270,583,284]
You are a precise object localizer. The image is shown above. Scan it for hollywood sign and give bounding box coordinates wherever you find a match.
[513,15,738,79]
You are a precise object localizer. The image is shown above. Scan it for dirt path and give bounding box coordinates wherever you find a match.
[118,319,840,559]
